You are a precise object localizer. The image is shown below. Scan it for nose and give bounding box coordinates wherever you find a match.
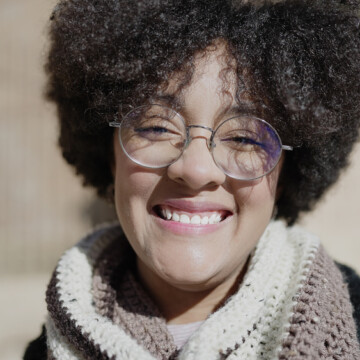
[167,129,226,190]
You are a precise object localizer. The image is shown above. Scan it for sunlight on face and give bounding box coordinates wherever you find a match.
[113,42,282,294]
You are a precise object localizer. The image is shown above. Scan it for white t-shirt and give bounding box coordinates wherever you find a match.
[167,321,204,349]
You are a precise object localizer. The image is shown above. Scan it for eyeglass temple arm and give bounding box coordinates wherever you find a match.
[282,145,293,151]
[109,121,121,127]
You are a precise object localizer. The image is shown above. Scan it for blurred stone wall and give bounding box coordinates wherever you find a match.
[0,0,359,276]
[0,0,116,275]
[0,2,359,358]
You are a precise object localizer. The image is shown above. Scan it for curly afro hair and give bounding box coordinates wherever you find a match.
[45,0,360,225]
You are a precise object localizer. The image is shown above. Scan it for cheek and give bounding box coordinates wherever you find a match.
[113,137,153,202]
[229,164,281,220]
[113,144,145,228]
[114,162,152,220]
[232,179,277,211]
[112,145,165,239]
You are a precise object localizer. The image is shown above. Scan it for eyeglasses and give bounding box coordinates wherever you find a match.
[109,104,293,181]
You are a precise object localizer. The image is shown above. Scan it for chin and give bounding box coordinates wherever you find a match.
[153,252,231,290]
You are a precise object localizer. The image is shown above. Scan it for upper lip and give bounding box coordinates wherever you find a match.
[154,199,234,214]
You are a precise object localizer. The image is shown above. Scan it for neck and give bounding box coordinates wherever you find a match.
[136,257,249,325]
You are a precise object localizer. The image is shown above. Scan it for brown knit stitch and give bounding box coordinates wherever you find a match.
[92,239,178,360]
[114,271,178,359]
[46,263,112,360]
[279,245,360,359]
[46,320,87,360]
[45,225,359,359]
[92,237,132,320]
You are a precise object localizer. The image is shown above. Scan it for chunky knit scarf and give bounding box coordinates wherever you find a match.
[45,221,360,359]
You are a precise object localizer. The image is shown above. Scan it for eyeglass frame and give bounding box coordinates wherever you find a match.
[109,104,293,181]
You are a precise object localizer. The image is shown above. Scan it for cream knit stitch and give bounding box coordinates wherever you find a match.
[47,225,155,360]
[177,221,319,359]
[45,221,360,359]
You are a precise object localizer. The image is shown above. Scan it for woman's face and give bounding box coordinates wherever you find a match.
[113,48,282,292]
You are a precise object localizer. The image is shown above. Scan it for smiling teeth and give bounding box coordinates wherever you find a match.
[160,208,222,224]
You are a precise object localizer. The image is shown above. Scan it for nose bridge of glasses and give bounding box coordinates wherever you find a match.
[186,124,214,149]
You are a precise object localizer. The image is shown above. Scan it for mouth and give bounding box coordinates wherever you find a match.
[153,205,232,225]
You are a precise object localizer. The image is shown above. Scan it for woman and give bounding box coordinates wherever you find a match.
[25,0,360,358]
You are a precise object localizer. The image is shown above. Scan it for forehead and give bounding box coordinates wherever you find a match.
[154,43,257,118]
[158,45,234,103]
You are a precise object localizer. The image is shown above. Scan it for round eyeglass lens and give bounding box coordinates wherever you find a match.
[119,104,186,168]
[212,116,282,180]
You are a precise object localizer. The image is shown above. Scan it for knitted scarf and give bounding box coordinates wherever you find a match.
[45,221,360,359]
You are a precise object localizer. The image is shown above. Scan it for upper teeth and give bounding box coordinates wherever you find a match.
[161,208,222,225]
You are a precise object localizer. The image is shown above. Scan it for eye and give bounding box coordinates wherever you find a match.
[227,136,260,145]
[134,123,173,141]
[132,114,183,142]
[135,126,170,134]
[219,131,265,152]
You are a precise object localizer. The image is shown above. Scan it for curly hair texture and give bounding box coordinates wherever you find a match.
[45,0,360,224]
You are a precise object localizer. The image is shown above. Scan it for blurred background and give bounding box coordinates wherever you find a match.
[0,0,359,359]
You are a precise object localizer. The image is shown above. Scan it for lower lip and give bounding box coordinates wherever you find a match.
[153,214,230,236]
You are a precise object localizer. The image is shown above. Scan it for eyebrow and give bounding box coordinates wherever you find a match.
[219,104,258,118]
[150,94,260,123]
[150,94,184,110]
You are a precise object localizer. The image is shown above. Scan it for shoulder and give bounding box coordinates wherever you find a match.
[23,325,47,360]
[336,262,360,341]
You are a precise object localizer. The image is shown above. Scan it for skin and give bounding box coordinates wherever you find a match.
[113,44,283,324]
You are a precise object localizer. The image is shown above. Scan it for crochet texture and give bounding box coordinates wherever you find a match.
[45,221,360,359]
